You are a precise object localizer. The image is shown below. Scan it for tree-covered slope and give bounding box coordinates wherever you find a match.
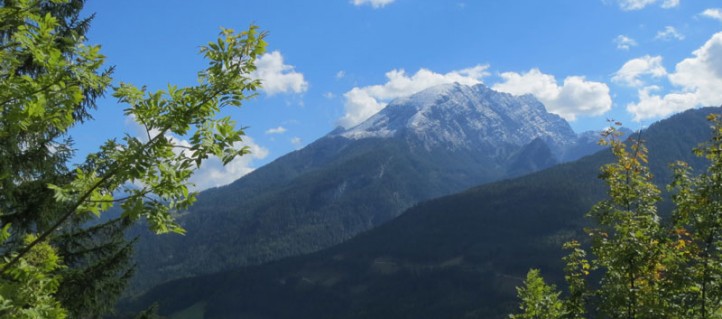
[122,107,719,319]
[130,84,599,292]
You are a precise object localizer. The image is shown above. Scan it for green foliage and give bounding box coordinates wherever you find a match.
[665,113,722,319]
[0,0,265,316]
[0,236,67,319]
[561,241,588,319]
[509,269,564,319]
[507,124,670,319]
[587,126,667,319]
[134,303,164,319]
[510,115,722,319]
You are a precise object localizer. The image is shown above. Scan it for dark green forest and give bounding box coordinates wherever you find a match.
[127,85,594,294]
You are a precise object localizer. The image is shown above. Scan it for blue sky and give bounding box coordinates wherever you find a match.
[75,0,722,190]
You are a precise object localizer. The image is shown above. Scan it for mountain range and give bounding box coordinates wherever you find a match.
[123,107,719,319]
[129,83,605,293]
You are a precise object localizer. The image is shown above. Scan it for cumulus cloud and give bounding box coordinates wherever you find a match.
[352,0,395,8]
[668,32,722,106]
[492,68,612,121]
[252,51,308,95]
[338,65,490,128]
[615,0,679,11]
[612,55,667,87]
[615,35,638,50]
[626,86,698,121]
[265,126,287,134]
[702,8,722,22]
[336,70,346,79]
[625,32,722,121]
[189,137,269,191]
[655,26,684,41]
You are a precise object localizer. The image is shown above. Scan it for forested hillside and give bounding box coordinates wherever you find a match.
[122,108,719,318]
[129,83,605,293]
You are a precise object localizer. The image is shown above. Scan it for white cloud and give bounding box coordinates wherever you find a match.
[492,68,612,121]
[612,55,667,87]
[626,86,698,121]
[615,35,638,50]
[661,0,679,8]
[655,26,684,41]
[338,65,490,128]
[616,0,655,10]
[668,32,722,106]
[265,126,287,134]
[702,8,722,22]
[189,137,268,191]
[336,70,346,79]
[252,51,308,95]
[625,32,722,121]
[615,0,678,11]
[290,137,302,148]
[352,0,395,8]
[323,92,335,99]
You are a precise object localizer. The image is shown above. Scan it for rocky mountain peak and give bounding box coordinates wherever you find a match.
[336,83,577,152]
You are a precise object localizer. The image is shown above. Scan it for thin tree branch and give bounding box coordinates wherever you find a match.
[1,84,227,275]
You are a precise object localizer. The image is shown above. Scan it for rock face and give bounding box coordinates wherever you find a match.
[130,82,601,293]
[338,83,577,152]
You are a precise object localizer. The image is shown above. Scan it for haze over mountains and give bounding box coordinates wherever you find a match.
[130,83,606,292]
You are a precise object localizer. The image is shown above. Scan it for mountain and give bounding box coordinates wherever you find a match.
[335,83,576,151]
[121,107,720,319]
[130,83,604,293]
[506,137,558,177]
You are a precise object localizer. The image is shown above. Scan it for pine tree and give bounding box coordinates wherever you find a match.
[54,218,136,318]
[0,1,137,316]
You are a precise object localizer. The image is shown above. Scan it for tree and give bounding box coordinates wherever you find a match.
[510,116,722,319]
[53,217,137,317]
[509,269,565,319]
[586,127,667,319]
[560,240,589,319]
[666,114,722,319]
[1,1,139,316]
[0,0,266,316]
[0,235,68,318]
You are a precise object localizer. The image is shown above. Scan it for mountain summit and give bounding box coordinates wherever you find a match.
[337,83,577,153]
[130,83,602,292]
